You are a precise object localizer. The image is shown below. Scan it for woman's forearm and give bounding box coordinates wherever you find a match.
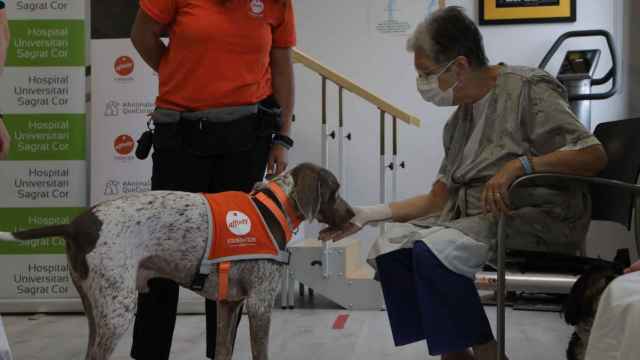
[390,180,448,223]
[270,47,294,136]
[130,10,166,72]
[530,144,608,177]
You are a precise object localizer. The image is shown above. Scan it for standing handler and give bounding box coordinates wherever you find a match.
[130,0,296,358]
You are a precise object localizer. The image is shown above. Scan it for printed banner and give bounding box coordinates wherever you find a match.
[0,255,79,300]
[90,40,154,204]
[0,1,87,310]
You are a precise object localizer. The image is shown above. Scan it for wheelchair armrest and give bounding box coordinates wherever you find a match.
[507,173,640,197]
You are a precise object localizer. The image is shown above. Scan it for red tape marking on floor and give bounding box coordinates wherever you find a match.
[332,314,349,330]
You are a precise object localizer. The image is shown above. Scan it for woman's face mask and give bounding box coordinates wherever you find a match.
[416,59,458,107]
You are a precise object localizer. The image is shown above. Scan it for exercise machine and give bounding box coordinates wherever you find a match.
[540,30,618,130]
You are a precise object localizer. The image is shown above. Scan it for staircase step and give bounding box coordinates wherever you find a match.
[289,237,358,249]
[289,237,362,276]
[288,239,324,248]
[288,238,384,310]
[347,263,376,280]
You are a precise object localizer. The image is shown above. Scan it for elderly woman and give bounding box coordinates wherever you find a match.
[320,7,607,360]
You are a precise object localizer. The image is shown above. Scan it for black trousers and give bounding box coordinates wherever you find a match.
[130,121,272,360]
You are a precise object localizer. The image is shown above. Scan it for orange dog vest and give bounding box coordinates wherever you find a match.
[203,191,281,263]
[198,182,302,300]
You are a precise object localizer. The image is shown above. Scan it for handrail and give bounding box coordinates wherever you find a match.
[292,48,421,127]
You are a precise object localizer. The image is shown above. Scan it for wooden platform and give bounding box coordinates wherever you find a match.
[288,237,385,310]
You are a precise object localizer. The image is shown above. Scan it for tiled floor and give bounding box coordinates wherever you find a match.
[2,299,572,360]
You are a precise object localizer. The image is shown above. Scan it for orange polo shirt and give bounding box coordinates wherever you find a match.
[140,0,296,111]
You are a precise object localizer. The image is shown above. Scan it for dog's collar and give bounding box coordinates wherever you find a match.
[271,172,295,196]
[264,173,304,223]
[252,181,302,244]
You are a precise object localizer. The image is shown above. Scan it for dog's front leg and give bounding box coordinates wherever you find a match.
[215,300,243,360]
[246,298,273,360]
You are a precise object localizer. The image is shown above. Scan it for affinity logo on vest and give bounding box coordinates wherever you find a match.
[226,211,252,236]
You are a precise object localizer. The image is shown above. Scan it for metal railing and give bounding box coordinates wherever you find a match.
[292,48,421,274]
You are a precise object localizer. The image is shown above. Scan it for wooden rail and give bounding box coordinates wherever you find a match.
[292,48,421,127]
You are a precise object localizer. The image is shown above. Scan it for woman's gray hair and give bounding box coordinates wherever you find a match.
[407,6,489,68]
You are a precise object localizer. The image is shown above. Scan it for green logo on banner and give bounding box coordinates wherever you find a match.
[0,207,86,254]
[3,114,86,160]
[7,20,85,67]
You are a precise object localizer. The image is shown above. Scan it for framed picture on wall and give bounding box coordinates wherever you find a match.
[479,0,576,25]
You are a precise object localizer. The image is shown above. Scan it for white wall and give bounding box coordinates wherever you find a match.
[629,0,640,117]
[290,0,638,261]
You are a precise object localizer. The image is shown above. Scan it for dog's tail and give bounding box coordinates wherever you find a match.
[0,225,71,242]
[0,232,16,242]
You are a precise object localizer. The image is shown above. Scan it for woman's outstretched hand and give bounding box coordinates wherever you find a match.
[319,205,392,242]
[319,222,363,242]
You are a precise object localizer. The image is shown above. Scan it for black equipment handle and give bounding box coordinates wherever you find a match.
[539,30,617,101]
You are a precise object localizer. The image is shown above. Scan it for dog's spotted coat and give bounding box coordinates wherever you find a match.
[0,163,354,360]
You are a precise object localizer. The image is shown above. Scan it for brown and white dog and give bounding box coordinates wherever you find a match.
[564,266,620,360]
[0,162,354,360]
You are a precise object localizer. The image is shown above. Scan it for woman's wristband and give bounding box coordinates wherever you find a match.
[518,156,534,175]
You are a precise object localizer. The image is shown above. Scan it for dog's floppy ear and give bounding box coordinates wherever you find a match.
[564,267,617,325]
[564,272,589,325]
[291,164,323,221]
[291,163,339,221]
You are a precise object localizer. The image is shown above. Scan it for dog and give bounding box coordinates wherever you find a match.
[0,162,355,360]
[564,266,620,360]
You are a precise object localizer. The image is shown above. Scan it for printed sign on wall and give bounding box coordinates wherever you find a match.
[0,0,86,311]
[370,0,443,37]
[90,42,155,204]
